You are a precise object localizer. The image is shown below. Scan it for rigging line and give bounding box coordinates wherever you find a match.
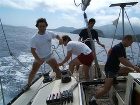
[0,19,12,55]
[111,8,121,48]
[82,38,108,55]
[125,10,140,64]
[41,63,46,74]
[10,53,30,70]
[130,47,134,63]
[0,19,30,70]
[125,9,134,63]
[96,49,106,55]
[53,50,62,60]
[0,77,6,105]
[52,44,63,60]
[74,0,82,7]
[81,38,92,43]
[61,44,66,57]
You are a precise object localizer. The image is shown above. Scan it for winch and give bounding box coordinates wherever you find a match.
[46,90,73,105]
[61,70,71,83]
[43,72,52,83]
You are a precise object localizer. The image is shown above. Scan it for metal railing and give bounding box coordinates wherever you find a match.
[0,77,5,105]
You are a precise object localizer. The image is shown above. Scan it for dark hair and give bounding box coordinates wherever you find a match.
[62,35,72,42]
[88,18,96,24]
[35,18,48,27]
[123,35,133,41]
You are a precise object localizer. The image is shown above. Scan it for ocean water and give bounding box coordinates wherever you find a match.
[0,27,140,105]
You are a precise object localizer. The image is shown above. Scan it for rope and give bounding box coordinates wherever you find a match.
[52,44,62,60]
[0,77,6,105]
[61,44,66,57]
[0,19,12,55]
[11,53,30,70]
[74,0,82,7]
[125,10,140,65]
[82,38,107,56]
[81,38,92,43]
[0,19,30,71]
[111,8,121,48]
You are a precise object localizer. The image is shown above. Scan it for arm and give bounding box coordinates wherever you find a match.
[56,35,61,40]
[93,30,105,48]
[96,40,105,48]
[59,51,72,66]
[119,57,134,68]
[78,37,82,42]
[119,57,140,72]
[79,29,84,42]
[31,48,44,64]
[56,35,63,45]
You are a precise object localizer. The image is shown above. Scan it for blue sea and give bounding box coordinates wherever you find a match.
[0,26,140,105]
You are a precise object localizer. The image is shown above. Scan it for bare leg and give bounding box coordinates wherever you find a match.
[69,57,81,74]
[47,58,61,79]
[96,78,113,98]
[75,65,80,71]
[28,62,41,85]
[82,65,90,80]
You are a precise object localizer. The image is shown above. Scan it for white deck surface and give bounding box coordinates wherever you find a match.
[31,77,79,105]
[12,77,43,105]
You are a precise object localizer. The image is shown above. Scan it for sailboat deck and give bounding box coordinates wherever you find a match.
[78,64,127,105]
[113,82,126,101]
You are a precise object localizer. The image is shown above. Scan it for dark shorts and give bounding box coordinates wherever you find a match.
[105,67,119,78]
[77,52,94,66]
[105,71,118,78]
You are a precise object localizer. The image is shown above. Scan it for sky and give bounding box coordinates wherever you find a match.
[0,0,140,29]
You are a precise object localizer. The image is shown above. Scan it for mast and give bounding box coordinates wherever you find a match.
[81,0,102,78]
[109,2,138,37]
[81,0,91,11]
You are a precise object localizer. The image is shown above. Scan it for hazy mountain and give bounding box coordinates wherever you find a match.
[1,24,140,58]
[0,25,36,57]
[49,26,77,33]
[97,23,140,38]
[71,28,104,37]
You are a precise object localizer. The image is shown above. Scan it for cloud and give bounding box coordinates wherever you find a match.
[0,0,139,14]
[130,17,140,26]
[0,0,42,10]
[0,0,79,11]
[0,0,139,11]
[0,0,139,28]
[60,13,84,28]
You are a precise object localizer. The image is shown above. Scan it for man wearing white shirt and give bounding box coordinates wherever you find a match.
[59,35,94,80]
[27,18,62,88]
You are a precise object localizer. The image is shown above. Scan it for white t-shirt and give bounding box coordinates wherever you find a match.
[30,31,57,58]
[67,41,92,55]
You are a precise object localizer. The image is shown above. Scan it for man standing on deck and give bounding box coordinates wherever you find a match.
[58,35,94,80]
[26,18,62,90]
[78,18,105,77]
[89,35,140,105]
[79,18,105,49]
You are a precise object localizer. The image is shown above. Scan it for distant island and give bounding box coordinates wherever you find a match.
[70,28,104,37]
[2,24,140,42]
[1,24,139,57]
[49,23,140,42]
